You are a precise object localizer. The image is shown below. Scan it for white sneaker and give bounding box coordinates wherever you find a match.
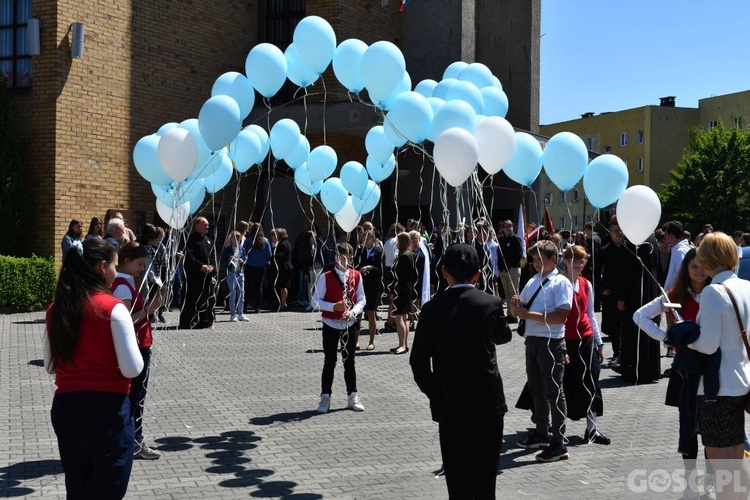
[230,315,238,322]
[316,394,331,414]
[238,314,250,322]
[347,392,365,412]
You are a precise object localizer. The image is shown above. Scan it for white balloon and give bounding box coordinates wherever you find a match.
[156,198,190,229]
[475,116,516,175]
[616,185,662,245]
[158,128,200,182]
[335,196,362,233]
[434,127,479,187]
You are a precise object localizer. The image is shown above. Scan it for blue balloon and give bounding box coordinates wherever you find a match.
[199,95,242,151]
[361,41,406,103]
[481,86,509,117]
[180,178,206,214]
[307,145,338,183]
[445,80,484,115]
[366,154,396,182]
[457,62,495,88]
[352,181,381,215]
[432,78,458,100]
[270,119,301,159]
[156,122,179,137]
[285,44,319,88]
[426,97,445,117]
[151,181,179,207]
[428,99,476,143]
[245,43,288,98]
[503,132,543,187]
[294,164,323,196]
[583,154,629,208]
[442,61,468,80]
[134,135,172,185]
[333,39,368,93]
[543,131,589,191]
[377,71,411,110]
[490,75,503,90]
[245,125,270,164]
[179,119,212,176]
[365,126,395,164]
[320,177,348,214]
[414,79,438,98]
[293,15,336,74]
[384,91,434,146]
[284,135,310,170]
[340,161,368,198]
[204,153,234,194]
[229,129,262,173]
[212,72,255,120]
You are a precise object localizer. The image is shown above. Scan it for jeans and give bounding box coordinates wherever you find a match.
[321,323,358,395]
[227,271,245,317]
[525,336,567,443]
[129,347,151,445]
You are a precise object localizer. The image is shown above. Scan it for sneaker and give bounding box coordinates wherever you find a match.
[584,429,611,445]
[316,394,331,414]
[134,442,161,460]
[230,315,239,322]
[535,441,569,462]
[517,431,550,449]
[238,314,250,322]
[347,392,365,412]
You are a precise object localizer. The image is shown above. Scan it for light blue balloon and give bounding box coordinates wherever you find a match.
[245,43,288,98]
[445,80,484,115]
[229,129,262,173]
[432,78,457,100]
[414,79,438,98]
[442,61,468,80]
[212,72,255,119]
[503,132,543,187]
[457,62,494,88]
[352,181,381,215]
[204,153,234,194]
[178,119,212,176]
[320,177,348,214]
[199,95,242,151]
[377,71,411,110]
[426,97,445,117]
[490,75,503,90]
[481,86,509,117]
[543,131,589,192]
[361,41,406,103]
[134,135,172,185]
[428,99,476,143]
[333,39,368,93]
[384,91,434,145]
[307,145,338,183]
[270,119,301,159]
[365,126,395,165]
[245,125,269,164]
[156,122,179,137]
[285,44,318,88]
[284,135,310,170]
[583,154,629,208]
[294,164,323,196]
[151,181,179,207]
[181,178,206,214]
[293,15,336,74]
[340,161,368,198]
[366,154,396,182]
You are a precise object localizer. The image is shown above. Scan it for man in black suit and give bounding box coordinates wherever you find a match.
[497,220,524,323]
[179,216,217,329]
[410,244,511,499]
[584,222,603,311]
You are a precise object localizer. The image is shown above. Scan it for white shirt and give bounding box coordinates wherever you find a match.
[519,269,573,339]
[690,271,750,396]
[572,278,603,347]
[312,267,366,329]
[486,239,500,277]
[384,237,398,267]
[664,239,691,291]
[112,272,138,305]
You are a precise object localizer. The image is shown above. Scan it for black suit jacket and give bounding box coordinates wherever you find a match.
[410,286,510,422]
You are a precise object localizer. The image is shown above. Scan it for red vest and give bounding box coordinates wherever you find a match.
[47,292,131,395]
[564,275,593,340]
[112,276,152,348]
[321,269,361,321]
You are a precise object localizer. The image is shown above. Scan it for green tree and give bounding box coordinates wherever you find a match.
[659,121,750,233]
[0,79,26,255]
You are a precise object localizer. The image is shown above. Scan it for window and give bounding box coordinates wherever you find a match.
[559,191,566,204]
[707,120,718,130]
[544,192,552,206]
[259,0,305,104]
[573,216,579,229]
[619,132,628,147]
[637,157,644,172]
[586,138,593,150]
[586,215,593,223]
[637,130,644,144]
[572,189,580,204]
[0,0,33,89]
[559,217,565,230]
[603,145,611,153]
[734,117,742,128]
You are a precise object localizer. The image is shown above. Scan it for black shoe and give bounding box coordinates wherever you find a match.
[506,317,518,324]
[518,431,550,449]
[584,429,611,445]
[158,312,166,323]
[536,441,569,462]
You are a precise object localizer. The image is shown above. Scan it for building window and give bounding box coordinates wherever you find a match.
[586,138,593,150]
[733,117,742,128]
[707,120,718,130]
[544,192,552,206]
[259,0,305,104]
[573,189,580,204]
[559,217,565,230]
[603,145,611,153]
[559,191,566,204]
[619,132,628,147]
[0,0,33,89]
[586,215,593,223]
[637,157,644,172]
[573,216,579,229]
[637,130,644,144]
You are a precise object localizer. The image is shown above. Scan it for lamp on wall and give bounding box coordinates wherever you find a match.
[71,22,85,59]
[26,18,40,56]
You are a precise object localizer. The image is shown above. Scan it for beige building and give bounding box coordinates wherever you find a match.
[538,90,750,232]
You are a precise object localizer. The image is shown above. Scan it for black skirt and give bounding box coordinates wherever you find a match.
[563,335,603,420]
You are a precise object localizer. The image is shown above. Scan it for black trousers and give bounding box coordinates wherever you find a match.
[179,271,215,329]
[439,414,503,499]
[321,323,358,395]
[129,347,151,444]
[525,336,567,442]
[245,266,266,311]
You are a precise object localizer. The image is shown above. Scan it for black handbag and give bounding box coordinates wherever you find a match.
[516,278,549,336]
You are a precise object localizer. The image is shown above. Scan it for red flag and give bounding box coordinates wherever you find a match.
[544,207,555,234]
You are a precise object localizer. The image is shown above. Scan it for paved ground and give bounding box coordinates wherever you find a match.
[0,307,706,499]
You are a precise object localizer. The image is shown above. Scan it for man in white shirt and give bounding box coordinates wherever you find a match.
[663,220,692,291]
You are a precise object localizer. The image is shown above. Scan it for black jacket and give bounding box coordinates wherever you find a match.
[497,233,524,270]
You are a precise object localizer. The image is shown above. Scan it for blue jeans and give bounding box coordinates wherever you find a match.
[227,271,245,317]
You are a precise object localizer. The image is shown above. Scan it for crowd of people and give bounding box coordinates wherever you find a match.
[49,211,750,498]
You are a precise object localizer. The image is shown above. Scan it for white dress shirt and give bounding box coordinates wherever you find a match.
[312,267,366,329]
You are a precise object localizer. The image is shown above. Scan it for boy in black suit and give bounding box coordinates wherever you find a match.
[410,243,511,499]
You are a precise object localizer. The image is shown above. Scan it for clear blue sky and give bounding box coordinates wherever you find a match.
[540,0,750,124]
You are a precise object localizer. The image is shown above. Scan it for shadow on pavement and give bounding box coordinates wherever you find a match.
[249,410,318,426]
[11,319,45,325]
[28,359,44,367]
[0,459,62,497]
